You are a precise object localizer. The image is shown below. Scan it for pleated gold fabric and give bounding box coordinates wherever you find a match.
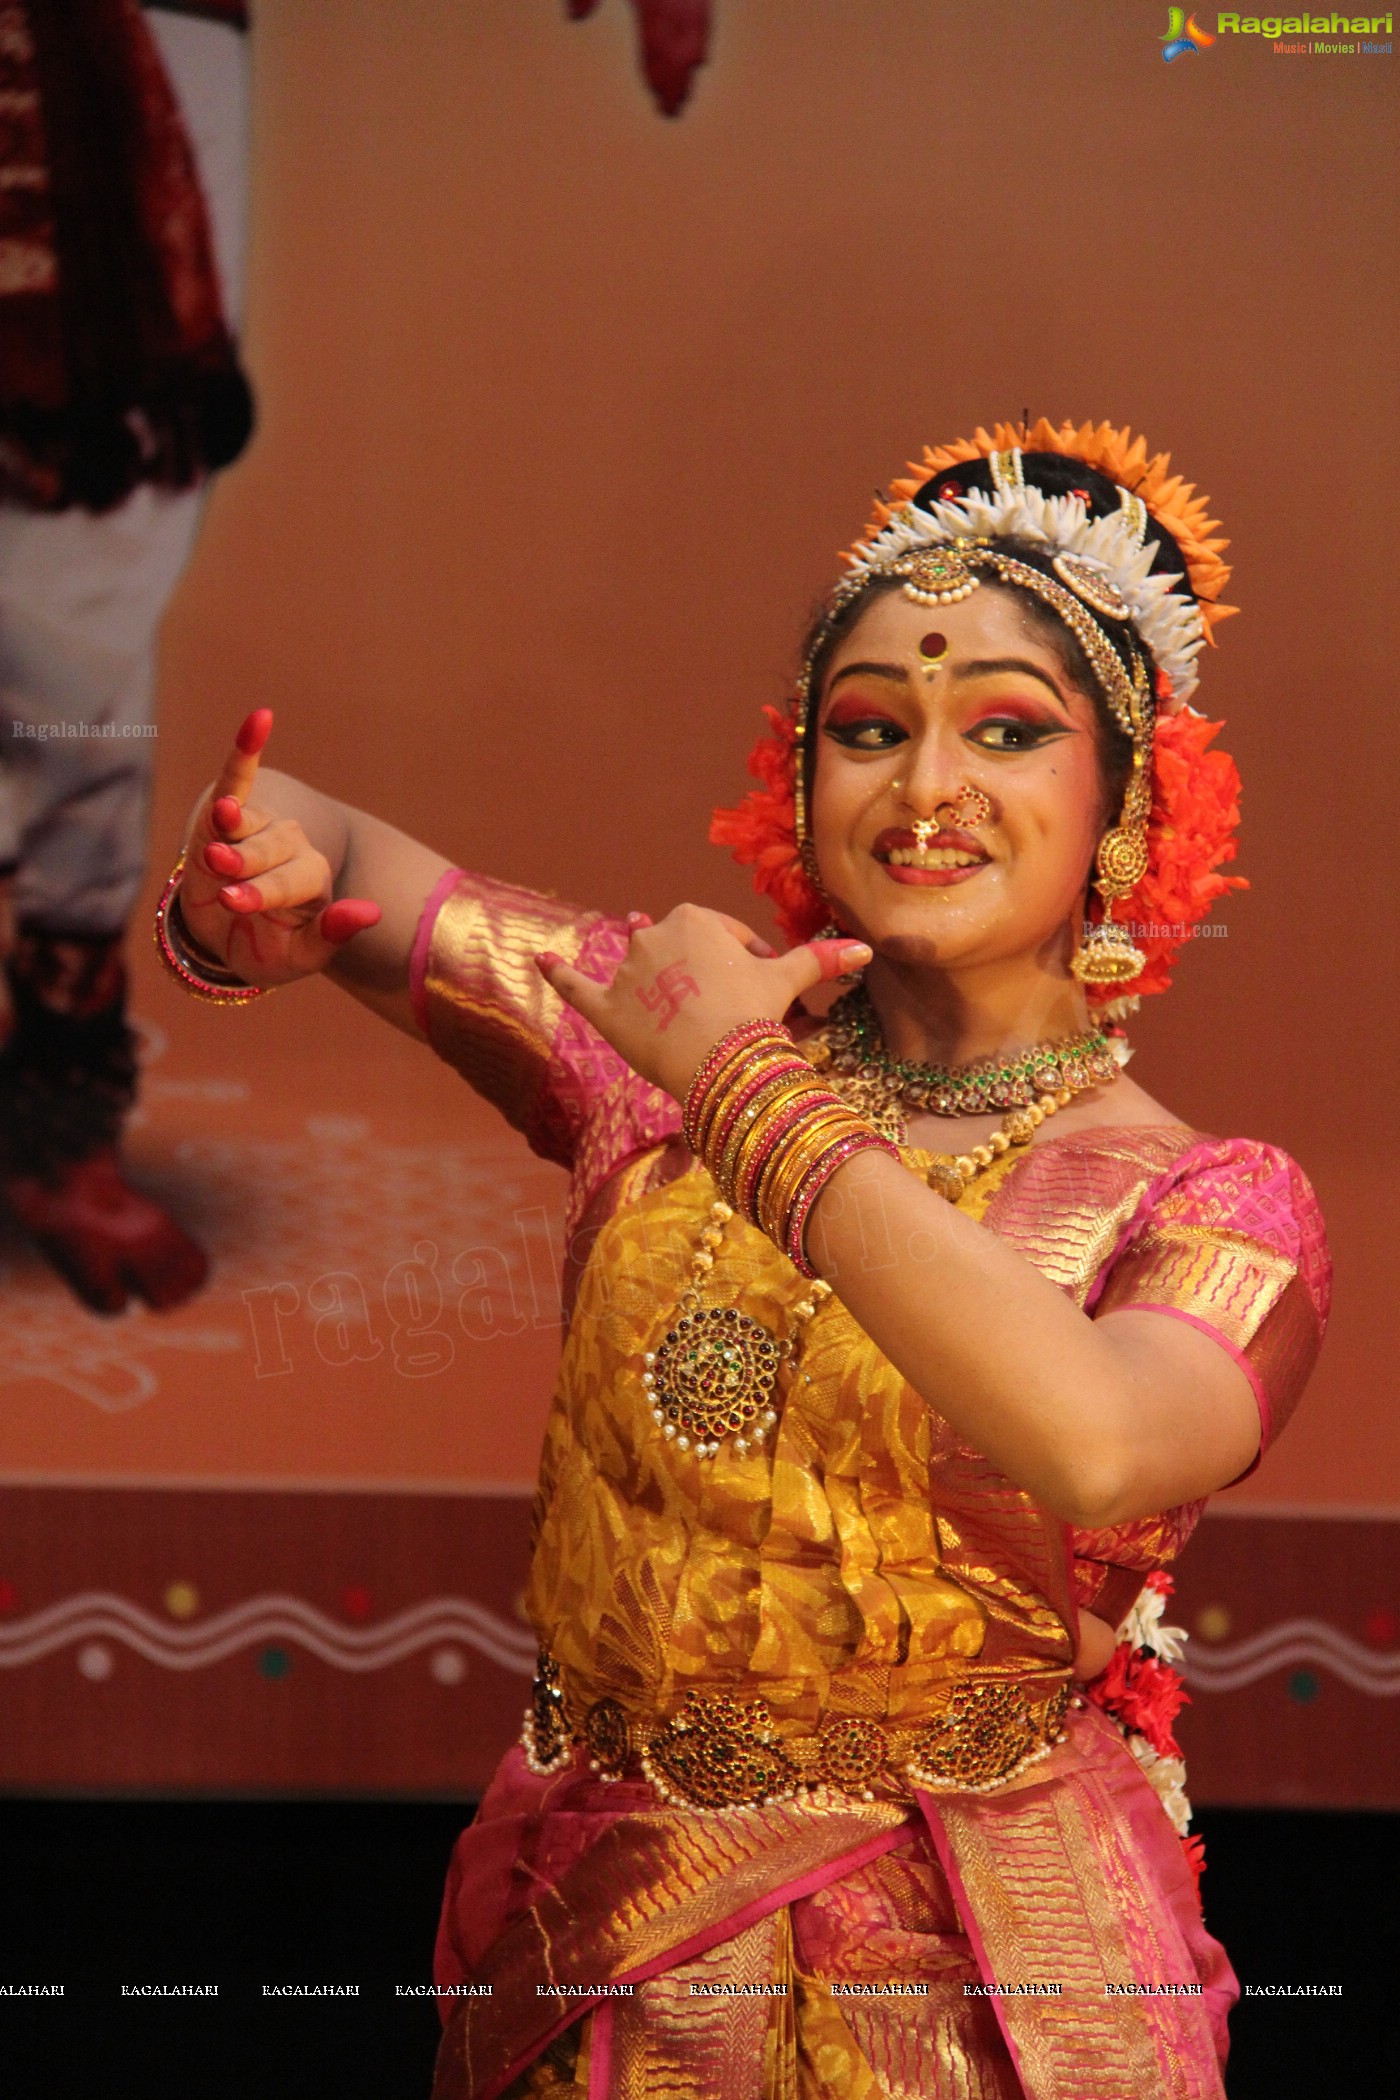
[526,1155,1079,1751]
[417,874,1331,2100]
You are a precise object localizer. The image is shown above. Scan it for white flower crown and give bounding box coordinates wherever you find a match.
[843,482,1208,706]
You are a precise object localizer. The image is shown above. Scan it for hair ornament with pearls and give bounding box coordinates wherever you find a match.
[844,418,1236,707]
[711,419,1247,1011]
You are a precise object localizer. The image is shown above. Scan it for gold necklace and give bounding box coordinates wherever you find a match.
[912,1075,1117,1203]
[823,986,1118,1119]
[802,997,1123,1148]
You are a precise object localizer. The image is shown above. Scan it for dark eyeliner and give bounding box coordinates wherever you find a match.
[965,717,1071,751]
[821,717,908,750]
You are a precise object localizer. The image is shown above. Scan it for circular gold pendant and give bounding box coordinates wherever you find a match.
[643,1308,781,1459]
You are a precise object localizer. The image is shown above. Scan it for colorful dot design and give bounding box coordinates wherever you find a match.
[1287,1670,1319,1705]
[163,1581,200,1620]
[0,1579,17,1614]
[340,1584,373,1623]
[1195,1604,1231,1642]
[258,1646,291,1681]
[1364,1606,1398,1649]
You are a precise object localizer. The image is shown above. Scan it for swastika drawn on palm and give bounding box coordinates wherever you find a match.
[635,963,701,1032]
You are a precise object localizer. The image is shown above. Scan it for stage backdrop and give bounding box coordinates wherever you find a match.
[1,1,1395,1805]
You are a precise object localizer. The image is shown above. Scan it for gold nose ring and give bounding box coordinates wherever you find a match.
[910,786,993,847]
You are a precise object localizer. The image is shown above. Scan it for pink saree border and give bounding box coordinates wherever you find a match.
[915,1794,1031,2089]
[477,1818,914,2100]
[1112,1299,1272,1476]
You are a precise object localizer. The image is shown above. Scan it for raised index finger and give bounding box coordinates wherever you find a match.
[210,708,274,813]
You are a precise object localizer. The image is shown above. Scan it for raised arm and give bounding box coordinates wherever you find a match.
[177,709,451,1036]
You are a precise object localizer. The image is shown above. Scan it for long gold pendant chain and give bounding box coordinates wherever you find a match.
[643,1019,1120,1457]
[643,1199,831,1461]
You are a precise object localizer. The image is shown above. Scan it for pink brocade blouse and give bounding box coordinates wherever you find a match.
[410,867,1332,1625]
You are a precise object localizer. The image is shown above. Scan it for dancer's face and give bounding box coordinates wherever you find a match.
[808,585,1111,973]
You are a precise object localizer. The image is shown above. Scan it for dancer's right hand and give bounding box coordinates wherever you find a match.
[178,709,382,985]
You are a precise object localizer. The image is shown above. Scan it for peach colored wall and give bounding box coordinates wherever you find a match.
[152,0,1397,1504]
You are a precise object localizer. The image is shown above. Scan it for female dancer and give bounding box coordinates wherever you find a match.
[160,420,1329,2098]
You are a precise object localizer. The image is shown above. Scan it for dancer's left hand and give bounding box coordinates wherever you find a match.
[535,905,871,1101]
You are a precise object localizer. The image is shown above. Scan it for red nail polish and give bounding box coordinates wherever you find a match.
[321,899,382,944]
[236,708,273,755]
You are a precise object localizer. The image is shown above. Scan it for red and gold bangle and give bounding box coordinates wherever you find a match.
[693,1044,800,1163]
[735,1089,839,1218]
[744,1094,851,1223]
[154,853,268,1005]
[683,1021,790,1151]
[707,1054,809,1165]
[756,1100,856,1239]
[782,1132,896,1277]
[685,1017,898,1277]
[712,1064,816,1195]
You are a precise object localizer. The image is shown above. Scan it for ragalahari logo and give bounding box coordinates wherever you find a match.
[1162,8,1217,56]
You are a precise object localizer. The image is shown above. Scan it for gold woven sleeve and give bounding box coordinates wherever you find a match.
[1094,1221,1323,1453]
[417,869,602,1164]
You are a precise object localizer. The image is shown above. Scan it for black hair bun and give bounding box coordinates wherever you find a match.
[912,452,1194,598]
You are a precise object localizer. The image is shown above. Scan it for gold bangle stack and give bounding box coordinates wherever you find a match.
[683,1021,898,1277]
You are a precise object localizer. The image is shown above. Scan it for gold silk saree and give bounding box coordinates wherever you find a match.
[413,870,1331,2100]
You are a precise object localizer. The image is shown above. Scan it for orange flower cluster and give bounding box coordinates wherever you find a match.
[1113,710,1248,1003]
[709,702,1247,1005]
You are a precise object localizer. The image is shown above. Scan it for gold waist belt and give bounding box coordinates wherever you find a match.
[522,1653,1073,1808]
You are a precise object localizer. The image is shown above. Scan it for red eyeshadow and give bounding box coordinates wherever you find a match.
[823,695,903,730]
[964,697,1064,729]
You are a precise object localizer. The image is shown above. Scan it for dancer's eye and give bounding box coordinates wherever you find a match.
[965,715,1069,752]
[822,715,908,751]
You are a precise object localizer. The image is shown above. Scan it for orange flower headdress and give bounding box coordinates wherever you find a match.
[712,419,1247,1012]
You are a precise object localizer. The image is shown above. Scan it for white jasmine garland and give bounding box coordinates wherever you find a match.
[1129,1734,1193,1837]
[845,485,1207,704]
[1119,1583,1189,1664]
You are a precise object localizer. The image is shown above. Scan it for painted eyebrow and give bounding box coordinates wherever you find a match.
[825,655,1074,711]
[824,661,910,697]
[948,657,1071,709]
